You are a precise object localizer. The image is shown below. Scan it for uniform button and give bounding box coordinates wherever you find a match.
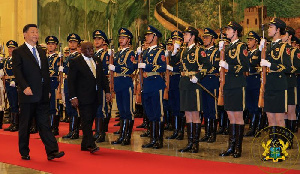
[235,75,238,77]
[209,77,212,79]
[279,75,282,78]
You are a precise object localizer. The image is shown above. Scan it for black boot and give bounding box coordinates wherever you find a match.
[176,116,185,140]
[140,121,150,137]
[216,106,225,134]
[223,115,229,135]
[95,118,106,143]
[255,110,265,137]
[244,113,257,137]
[122,120,134,145]
[233,124,245,158]
[207,119,217,143]
[93,117,101,140]
[142,121,157,148]
[296,110,300,132]
[136,114,147,128]
[10,113,19,132]
[164,110,171,130]
[70,117,79,139]
[114,121,120,126]
[111,119,127,144]
[219,124,236,156]
[190,123,201,153]
[0,111,3,129]
[243,109,249,124]
[58,103,64,122]
[200,118,210,142]
[166,116,179,139]
[153,121,164,149]
[63,116,76,138]
[51,115,60,136]
[104,111,111,132]
[178,123,193,152]
[64,111,70,123]
[4,113,13,131]
[287,120,296,149]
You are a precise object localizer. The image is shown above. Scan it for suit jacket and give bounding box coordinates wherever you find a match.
[12,43,50,103]
[68,55,109,106]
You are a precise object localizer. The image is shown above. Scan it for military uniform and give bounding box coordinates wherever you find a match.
[141,26,166,149]
[165,32,185,140]
[45,36,61,135]
[92,30,111,142]
[62,33,81,139]
[199,28,220,143]
[3,40,19,132]
[244,31,262,137]
[178,26,212,154]
[110,28,137,145]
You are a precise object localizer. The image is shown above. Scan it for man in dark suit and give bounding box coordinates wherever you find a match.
[12,24,65,160]
[68,41,110,153]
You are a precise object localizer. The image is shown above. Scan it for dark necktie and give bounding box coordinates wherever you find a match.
[32,47,40,68]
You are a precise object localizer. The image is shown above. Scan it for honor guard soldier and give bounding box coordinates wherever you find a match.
[219,21,249,158]
[93,29,111,142]
[259,18,292,157]
[178,27,212,153]
[165,31,185,140]
[60,33,81,139]
[109,28,137,145]
[3,40,19,132]
[216,33,230,135]
[199,28,220,143]
[139,25,166,149]
[45,36,60,135]
[282,26,300,148]
[244,31,262,137]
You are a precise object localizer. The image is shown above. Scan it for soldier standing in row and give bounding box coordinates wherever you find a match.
[3,40,19,132]
[178,26,211,153]
[199,28,220,143]
[219,21,249,158]
[139,26,166,149]
[45,36,61,136]
[109,28,137,145]
[60,33,81,139]
[244,31,261,137]
[165,31,184,140]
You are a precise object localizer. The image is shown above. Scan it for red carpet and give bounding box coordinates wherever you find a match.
[0,134,299,174]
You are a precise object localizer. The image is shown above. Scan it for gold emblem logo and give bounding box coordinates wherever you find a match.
[96,31,100,35]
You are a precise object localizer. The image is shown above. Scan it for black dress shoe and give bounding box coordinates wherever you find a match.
[81,147,99,153]
[21,155,30,160]
[47,151,65,160]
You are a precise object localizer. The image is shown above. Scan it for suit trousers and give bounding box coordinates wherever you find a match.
[19,102,58,156]
[79,102,97,149]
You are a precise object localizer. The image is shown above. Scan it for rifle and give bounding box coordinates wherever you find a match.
[109,39,115,99]
[56,43,63,100]
[217,4,225,106]
[258,2,266,108]
[135,36,143,104]
[163,51,171,100]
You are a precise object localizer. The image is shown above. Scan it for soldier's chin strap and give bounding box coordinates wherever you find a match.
[148,34,155,45]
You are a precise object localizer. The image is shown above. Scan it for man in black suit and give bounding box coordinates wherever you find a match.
[12,24,64,160]
[68,41,110,153]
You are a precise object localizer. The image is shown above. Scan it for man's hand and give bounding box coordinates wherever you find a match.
[23,87,33,95]
[71,98,79,108]
[105,93,111,102]
[49,93,51,98]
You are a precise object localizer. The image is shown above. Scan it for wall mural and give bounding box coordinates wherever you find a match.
[38,0,300,48]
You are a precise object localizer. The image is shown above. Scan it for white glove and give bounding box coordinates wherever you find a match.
[10,81,15,87]
[259,39,266,51]
[59,66,64,72]
[138,63,146,69]
[260,59,271,67]
[165,50,170,57]
[107,49,113,56]
[219,60,229,70]
[172,43,181,56]
[0,56,3,61]
[108,64,115,71]
[58,52,62,57]
[0,69,4,78]
[167,65,173,71]
[136,47,142,55]
[190,76,198,83]
[219,41,225,51]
